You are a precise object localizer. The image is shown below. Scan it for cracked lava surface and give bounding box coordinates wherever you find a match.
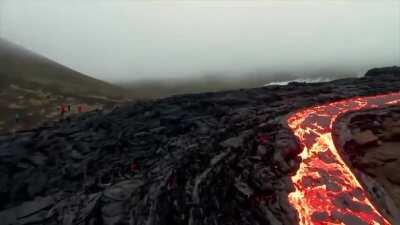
[287,93,400,225]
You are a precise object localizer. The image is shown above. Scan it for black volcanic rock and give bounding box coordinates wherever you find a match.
[0,66,399,225]
[365,66,400,77]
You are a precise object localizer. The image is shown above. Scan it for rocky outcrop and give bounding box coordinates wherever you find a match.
[365,66,400,77]
[0,67,400,225]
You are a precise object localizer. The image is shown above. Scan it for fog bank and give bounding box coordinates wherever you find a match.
[0,0,399,82]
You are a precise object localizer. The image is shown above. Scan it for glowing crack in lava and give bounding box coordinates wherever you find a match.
[287,92,400,225]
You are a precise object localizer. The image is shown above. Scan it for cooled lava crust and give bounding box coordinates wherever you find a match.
[0,66,399,225]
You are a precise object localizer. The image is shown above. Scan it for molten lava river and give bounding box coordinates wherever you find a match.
[287,93,400,225]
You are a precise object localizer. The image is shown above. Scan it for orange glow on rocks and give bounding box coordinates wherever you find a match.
[287,93,400,225]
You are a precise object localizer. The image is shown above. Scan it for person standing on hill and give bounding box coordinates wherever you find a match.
[15,112,20,123]
[59,104,66,117]
[77,105,83,113]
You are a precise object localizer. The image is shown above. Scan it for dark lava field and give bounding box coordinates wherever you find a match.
[0,67,400,225]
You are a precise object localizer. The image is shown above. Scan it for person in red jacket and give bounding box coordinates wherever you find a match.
[59,104,66,117]
[77,105,83,113]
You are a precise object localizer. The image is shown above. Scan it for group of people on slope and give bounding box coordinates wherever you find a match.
[14,103,86,124]
[58,103,85,117]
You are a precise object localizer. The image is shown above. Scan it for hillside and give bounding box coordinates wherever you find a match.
[0,38,126,98]
[0,38,127,133]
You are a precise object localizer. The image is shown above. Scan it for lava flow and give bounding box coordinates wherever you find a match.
[287,92,400,225]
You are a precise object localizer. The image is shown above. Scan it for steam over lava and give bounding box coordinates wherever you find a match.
[287,93,400,225]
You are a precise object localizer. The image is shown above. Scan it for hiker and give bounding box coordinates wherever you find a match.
[77,105,83,113]
[15,112,20,123]
[59,104,66,117]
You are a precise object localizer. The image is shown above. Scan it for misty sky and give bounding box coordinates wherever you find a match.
[0,0,399,82]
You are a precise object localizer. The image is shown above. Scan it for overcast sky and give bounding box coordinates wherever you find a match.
[0,0,399,82]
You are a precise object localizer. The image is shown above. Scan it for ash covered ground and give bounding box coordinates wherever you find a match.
[0,67,400,225]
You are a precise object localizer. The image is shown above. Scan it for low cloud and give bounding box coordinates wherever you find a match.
[0,0,399,82]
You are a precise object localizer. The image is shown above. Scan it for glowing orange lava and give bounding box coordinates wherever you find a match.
[287,92,400,225]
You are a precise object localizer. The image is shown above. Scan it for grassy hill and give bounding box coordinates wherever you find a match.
[0,38,127,133]
[0,38,126,99]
